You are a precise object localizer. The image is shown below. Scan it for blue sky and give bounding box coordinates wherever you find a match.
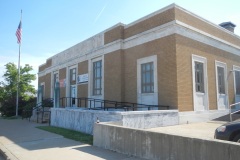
[1,0,240,89]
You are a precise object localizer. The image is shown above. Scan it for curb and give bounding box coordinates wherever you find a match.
[0,143,18,160]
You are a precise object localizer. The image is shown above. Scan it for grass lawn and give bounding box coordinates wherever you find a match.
[36,126,93,145]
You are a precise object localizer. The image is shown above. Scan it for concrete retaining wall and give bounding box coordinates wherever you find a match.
[51,108,178,134]
[93,122,240,160]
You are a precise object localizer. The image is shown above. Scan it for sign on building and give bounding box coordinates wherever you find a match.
[59,79,66,87]
[78,73,88,84]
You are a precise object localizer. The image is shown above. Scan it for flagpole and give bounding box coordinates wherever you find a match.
[16,10,22,117]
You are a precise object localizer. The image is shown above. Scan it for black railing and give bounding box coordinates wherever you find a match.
[22,98,53,125]
[59,97,169,111]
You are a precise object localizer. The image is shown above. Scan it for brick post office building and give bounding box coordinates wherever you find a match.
[38,4,240,123]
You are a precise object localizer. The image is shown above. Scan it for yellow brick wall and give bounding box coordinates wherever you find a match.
[104,50,124,101]
[44,73,51,99]
[38,73,51,99]
[104,25,124,45]
[123,35,178,108]
[39,59,52,72]
[59,68,66,98]
[175,8,240,47]
[124,8,175,39]
[176,34,240,111]
[77,60,88,98]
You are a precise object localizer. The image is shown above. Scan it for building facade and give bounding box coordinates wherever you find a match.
[38,4,240,122]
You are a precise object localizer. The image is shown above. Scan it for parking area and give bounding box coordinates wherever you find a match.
[146,121,226,140]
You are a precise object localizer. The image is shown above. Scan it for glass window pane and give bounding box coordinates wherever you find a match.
[93,60,102,95]
[195,62,204,93]
[141,62,154,93]
[217,67,225,94]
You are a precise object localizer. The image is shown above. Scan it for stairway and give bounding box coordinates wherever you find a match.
[22,98,53,125]
[31,107,51,124]
[213,112,240,122]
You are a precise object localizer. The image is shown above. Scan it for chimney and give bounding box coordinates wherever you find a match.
[219,22,236,33]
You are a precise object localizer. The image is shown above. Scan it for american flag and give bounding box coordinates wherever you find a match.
[16,21,22,44]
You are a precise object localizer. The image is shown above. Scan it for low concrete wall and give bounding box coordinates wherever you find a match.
[51,108,178,134]
[93,122,240,160]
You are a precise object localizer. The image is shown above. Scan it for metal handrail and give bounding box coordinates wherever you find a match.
[59,97,169,111]
[22,98,53,124]
[229,102,240,122]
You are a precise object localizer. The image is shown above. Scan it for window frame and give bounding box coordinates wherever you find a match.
[217,66,225,94]
[92,60,102,96]
[141,62,154,93]
[195,61,205,93]
[137,55,157,95]
[70,68,76,82]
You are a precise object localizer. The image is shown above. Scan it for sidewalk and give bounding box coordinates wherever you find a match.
[0,118,143,160]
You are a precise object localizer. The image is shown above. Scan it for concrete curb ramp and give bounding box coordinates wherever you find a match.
[94,122,240,160]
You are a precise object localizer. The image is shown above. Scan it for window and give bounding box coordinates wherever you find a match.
[92,60,102,95]
[141,62,154,93]
[70,68,76,82]
[217,66,225,94]
[235,71,240,95]
[195,62,204,93]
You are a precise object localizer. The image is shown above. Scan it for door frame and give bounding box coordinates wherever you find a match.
[233,65,240,110]
[70,85,77,107]
[215,61,228,110]
[192,54,209,111]
[67,65,78,107]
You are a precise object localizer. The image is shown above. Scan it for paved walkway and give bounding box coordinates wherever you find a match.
[147,121,225,140]
[0,118,144,160]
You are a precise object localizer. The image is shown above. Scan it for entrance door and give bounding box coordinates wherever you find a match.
[192,55,208,111]
[215,62,228,110]
[233,66,240,110]
[70,85,76,107]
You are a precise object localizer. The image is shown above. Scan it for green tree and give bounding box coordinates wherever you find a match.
[0,62,36,116]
